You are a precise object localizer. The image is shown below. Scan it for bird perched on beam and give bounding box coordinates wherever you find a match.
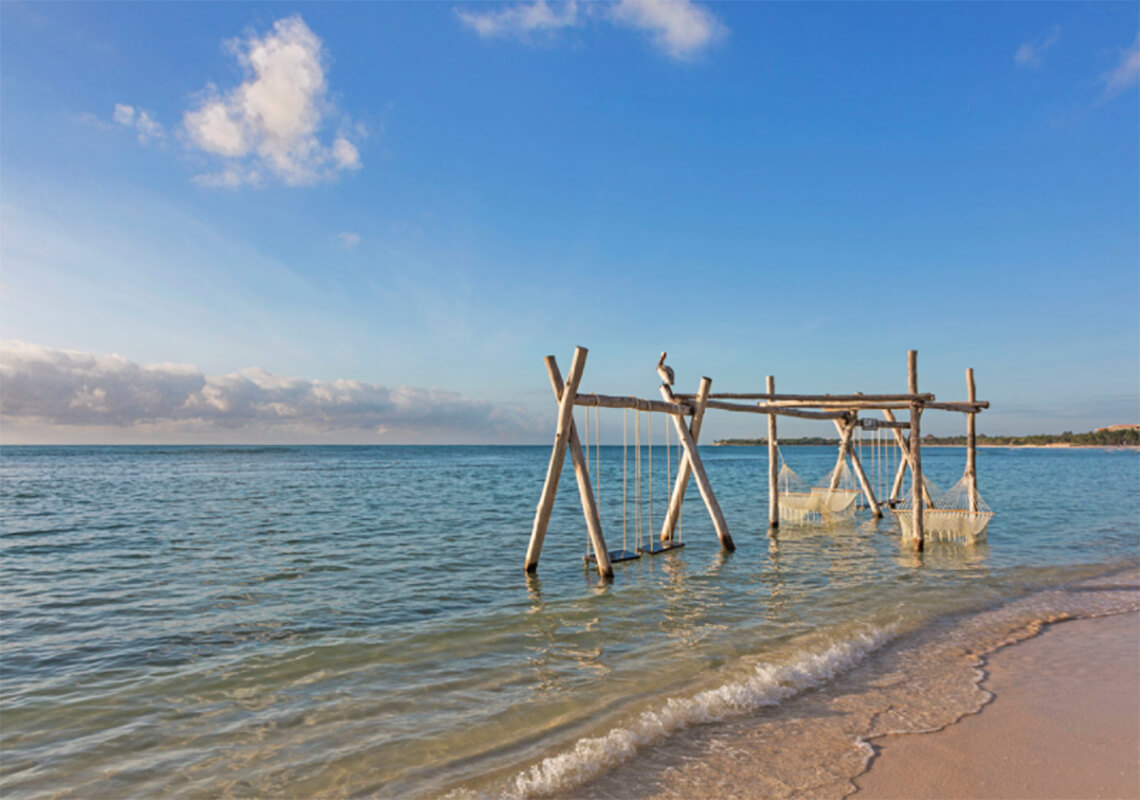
[656,352,674,386]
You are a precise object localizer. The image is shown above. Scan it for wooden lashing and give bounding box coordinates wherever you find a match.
[659,384,735,552]
[908,350,925,551]
[966,367,978,513]
[526,347,614,578]
[658,377,711,545]
[766,375,778,530]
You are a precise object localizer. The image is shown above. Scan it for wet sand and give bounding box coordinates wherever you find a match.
[854,612,1140,799]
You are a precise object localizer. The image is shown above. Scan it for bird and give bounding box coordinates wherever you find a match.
[656,351,674,386]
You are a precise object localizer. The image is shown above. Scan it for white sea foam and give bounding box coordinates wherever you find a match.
[501,627,894,799]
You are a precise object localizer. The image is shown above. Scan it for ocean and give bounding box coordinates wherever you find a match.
[1,444,1137,799]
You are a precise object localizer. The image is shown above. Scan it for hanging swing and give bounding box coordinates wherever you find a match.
[639,407,684,555]
[584,405,641,568]
[776,448,860,525]
[893,470,993,543]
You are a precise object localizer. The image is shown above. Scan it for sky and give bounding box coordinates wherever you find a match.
[1,1,1137,444]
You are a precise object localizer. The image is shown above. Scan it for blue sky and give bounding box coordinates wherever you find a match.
[1,1,1137,443]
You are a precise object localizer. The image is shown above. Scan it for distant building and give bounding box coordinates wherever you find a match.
[1095,424,1140,432]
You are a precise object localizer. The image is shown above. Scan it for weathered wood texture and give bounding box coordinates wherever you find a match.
[545,358,613,578]
[966,367,978,513]
[574,393,692,416]
[908,350,925,550]
[527,348,593,573]
[882,409,936,508]
[697,392,936,403]
[837,418,882,517]
[767,375,779,530]
[660,377,711,543]
[660,384,735,551]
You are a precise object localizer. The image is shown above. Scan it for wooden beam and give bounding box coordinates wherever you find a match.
[908,350,925,551]
[837,417,882,517]
[698,392,937,403]
[574,393,692,416]
[966,367,978,513]
[925,401,990,412]
[767,375,779,530]
[698,399,849,420]
[545,357,613,578]
[526,347,592,574]
[659,377,711,543]
[660,384,735,551]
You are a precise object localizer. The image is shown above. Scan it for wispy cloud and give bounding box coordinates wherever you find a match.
[112,103,165,144]
[1102,31,1140,97]
[456,0,579,41]
[335,231,361,249]
[456,0,724,60]
[1014,25,1060,69]
[0,341,537,443]
[610,0,724,61]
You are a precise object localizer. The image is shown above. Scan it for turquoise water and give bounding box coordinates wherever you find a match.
[1,445,1137,798]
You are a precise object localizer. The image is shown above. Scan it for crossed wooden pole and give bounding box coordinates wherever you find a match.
[525,347,733,578]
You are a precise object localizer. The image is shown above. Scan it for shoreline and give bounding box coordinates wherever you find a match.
[853,611,1140,799]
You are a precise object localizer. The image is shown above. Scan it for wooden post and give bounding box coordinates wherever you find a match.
[883,410,935,508]
[659,384,735,551]
[660,377,711,543]
[908,350,925,551]
[767,375,779,530]
[829,420,855,490]
[889,447,907,506]
[545,357,613,578]
[966,367,978,513]
[835,418,881,517]
[526,348,604,574]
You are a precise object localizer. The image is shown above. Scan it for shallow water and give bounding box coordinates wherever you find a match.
[1,444,1137,798]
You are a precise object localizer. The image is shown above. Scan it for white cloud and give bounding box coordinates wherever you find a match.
[456,0,579,40]
[610,0,724,60]
[335,231,361,249]
[1102,31,1140,97]
[455,0,724,60]
[182,15,362,187]
[1014,26,1060,69]
[112,102,165,144]
[0,341,536,442]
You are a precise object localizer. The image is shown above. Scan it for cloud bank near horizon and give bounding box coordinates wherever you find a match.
[0,342,539,444]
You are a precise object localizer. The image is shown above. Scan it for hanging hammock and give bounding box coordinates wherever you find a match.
[777,455,860,525]
[893,472,993,543]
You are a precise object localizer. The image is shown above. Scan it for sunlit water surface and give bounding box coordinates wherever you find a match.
[2,445,1137,799]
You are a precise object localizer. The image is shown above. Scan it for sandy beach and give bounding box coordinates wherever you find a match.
[855,612,1140,799]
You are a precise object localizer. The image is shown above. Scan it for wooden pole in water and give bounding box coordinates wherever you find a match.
[835,418,882,517]
[526,348,601,574]
[659,377,711,543]
[545,357,613,578]
[966,367,978,513]
[829,420,855,490]
[882,410,936,508]
[908,350,925,551]
[767,375,779,530]
[659,384,735,551]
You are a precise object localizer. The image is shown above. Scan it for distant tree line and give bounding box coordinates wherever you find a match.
[713,428,1139,447]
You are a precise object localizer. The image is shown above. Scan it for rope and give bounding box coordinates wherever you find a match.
[623,408,628,552]
[635,408,642,552]
[648,410,654,540]
[593,396,600,512]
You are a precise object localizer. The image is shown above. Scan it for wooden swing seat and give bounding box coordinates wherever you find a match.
[638,541,685,555]
[584,549,641,565]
